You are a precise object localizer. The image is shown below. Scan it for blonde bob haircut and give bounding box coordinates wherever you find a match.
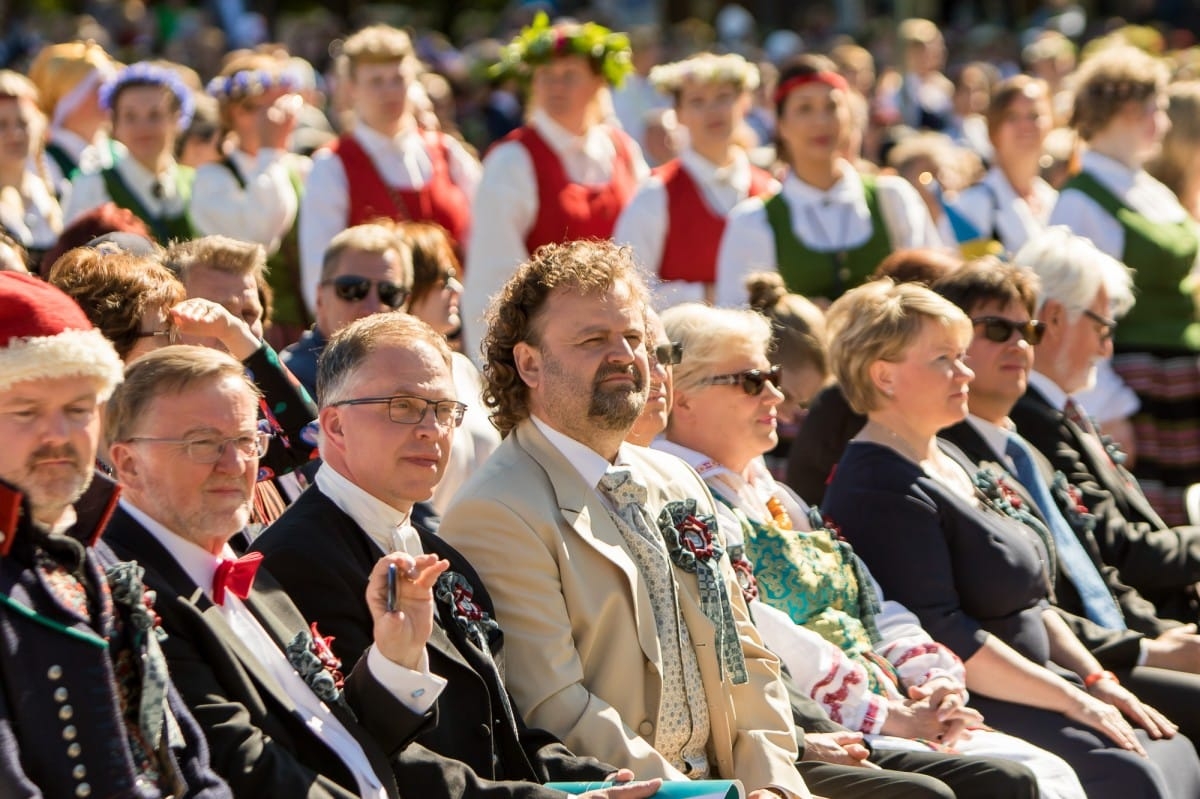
[660,303,773,396]
[827,280,972,415]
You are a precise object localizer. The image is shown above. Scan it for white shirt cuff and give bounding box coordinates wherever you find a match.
[1137,638,1150,667]
[365,644,447,714]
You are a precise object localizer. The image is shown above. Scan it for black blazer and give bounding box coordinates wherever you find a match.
[103,507,424,799]
[252,485,614,799]
[785,383,866,507]
[1011,385,1200,621]
[940,421,1171,669]
[0,476,229,799]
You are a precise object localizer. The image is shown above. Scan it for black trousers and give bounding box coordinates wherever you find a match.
[798,748,1038,799]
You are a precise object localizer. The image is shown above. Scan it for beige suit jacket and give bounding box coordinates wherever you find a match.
[441,419,808,798]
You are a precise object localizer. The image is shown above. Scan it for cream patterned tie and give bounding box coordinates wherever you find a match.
[598,467,711,778]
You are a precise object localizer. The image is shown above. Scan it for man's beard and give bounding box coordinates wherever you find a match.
[19,443,92,523]
[588,362,648,431]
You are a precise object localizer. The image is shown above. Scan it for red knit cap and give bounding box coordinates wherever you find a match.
[0,272,124,398]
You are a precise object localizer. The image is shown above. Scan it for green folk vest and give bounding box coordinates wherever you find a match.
[100,164,196,245]
[1062,171,1200,352]
[763,175,893,301]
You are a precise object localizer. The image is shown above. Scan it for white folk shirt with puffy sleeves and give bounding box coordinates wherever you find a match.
[714,161,943,307]
[119,497,418,799]
[462,110,650,362]
[191,147,305,254]
[63,155,187,226]
[299,123,481,313]
[950,166,1057,255]
[614,146,780,309]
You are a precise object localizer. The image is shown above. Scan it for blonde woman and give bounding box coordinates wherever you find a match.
[0,71,61,269]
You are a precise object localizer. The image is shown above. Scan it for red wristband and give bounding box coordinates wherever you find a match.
[1084,670,1119,688]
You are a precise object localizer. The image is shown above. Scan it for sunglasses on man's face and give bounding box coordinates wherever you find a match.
[321,275,410,309]
[701,364,782,396]
[972,316,1047,346]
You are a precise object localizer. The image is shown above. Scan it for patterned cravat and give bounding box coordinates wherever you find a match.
[1005,433,1126,629]
[597,467,711,777]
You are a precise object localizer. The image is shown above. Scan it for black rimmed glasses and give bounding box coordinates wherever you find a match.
[320,275,410,309]
[123,431,272,464]
[971,316,1047,346]
[1082,309,1117,342]
[330,394,467,427]
[651,341,683,366]
[700,364,782,396]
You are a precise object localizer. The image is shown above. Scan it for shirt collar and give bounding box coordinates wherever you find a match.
[48,127,91,161]
[679,146,751,193]
[964,414,1013,461]
[118,153,177,190]
[781,159,860,207]
[1027,369,1072,412]
[119,497,237,600]
[531,414,630,490]
[531,108,611,161]
[314,463,419,556]
[1080,149,1137,195]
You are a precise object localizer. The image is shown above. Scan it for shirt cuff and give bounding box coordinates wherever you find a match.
[365,644,447,714]
[1137,638,1150,667]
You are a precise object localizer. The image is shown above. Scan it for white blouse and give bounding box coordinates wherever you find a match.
[950,166,1056,255]
[191,147,309,255]
[63,154,188,226]
[0,172,61,249]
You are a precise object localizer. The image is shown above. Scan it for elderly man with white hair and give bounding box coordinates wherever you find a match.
[1010,226,1200,626]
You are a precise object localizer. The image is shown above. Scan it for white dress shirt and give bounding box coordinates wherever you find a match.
[950,166,1056,255]
[191,147,306,253]
[63,154,187,226]
[714,162,943,307]
[462,110,651,361]
[614,147,780,309]
[0,172,61,249]
[119,498,395,799]
[299,123,481,313]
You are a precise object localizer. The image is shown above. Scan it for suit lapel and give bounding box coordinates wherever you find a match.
[513,421,663,667]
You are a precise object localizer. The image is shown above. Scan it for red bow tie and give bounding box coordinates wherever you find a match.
[212,552,264,605]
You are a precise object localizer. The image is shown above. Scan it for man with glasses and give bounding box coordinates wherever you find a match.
[284,223,413,398]
[1001,234,1200,627]
[934,259,1200,745]
[101,343,457,798]
[254,313,649,799]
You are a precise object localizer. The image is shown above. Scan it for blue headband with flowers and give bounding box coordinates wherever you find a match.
[206,69,298,103]
[99,62,195,130]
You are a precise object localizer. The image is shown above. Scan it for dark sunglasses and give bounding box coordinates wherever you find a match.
[701,364,782,396]
[321,275,410,309]
[651,341,683,366]
[972,316,1046,346]
[1082,309,1117,342]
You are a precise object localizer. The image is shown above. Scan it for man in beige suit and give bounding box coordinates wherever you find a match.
[441,240,809,798]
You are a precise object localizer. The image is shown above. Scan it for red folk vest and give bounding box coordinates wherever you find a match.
[329,130,471,249]
[655,159,776,284]
[504,125,638,252]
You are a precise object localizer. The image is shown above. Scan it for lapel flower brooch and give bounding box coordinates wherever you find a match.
[657,499,748,685]
[435,571,500,651]
[973,466,1058,584]
[286,622,347,708]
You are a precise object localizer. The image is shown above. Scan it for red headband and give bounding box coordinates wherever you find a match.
[773,71,850,106]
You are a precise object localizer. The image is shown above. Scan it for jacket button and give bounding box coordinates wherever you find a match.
[54,687,68,703]
[638,721,654,736]
[72,764,86,780]
[62,725,77,741]
[67,743,81,758]
[58,705,73,721]
[75,783,90,797]
[47,665,63,681]
[478,724,491,738]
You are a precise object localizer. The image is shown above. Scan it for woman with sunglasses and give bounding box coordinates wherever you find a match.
[714,54,942,309]
[1050,47,1200,525]
[821,280,1200,799]
[651,302,1086,797]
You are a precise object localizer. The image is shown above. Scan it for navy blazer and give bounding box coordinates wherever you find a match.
[0,475,229,799]
[103,505,427,799]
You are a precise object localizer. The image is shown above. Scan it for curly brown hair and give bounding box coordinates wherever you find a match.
[48,248,186,361]
[482,239,648,435]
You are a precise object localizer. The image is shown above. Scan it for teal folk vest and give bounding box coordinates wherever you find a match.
[763,175,893,301]
[1061,171,1200,352]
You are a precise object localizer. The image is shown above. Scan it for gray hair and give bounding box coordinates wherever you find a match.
[1014,226,1134,318]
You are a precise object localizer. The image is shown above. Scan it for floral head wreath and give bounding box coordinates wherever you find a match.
[649,53,760,96]
[206,69,298,104]
[99,62,195,130]
[492,11,633,88]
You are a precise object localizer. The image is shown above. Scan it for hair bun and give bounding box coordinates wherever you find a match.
[745,271,787,311]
